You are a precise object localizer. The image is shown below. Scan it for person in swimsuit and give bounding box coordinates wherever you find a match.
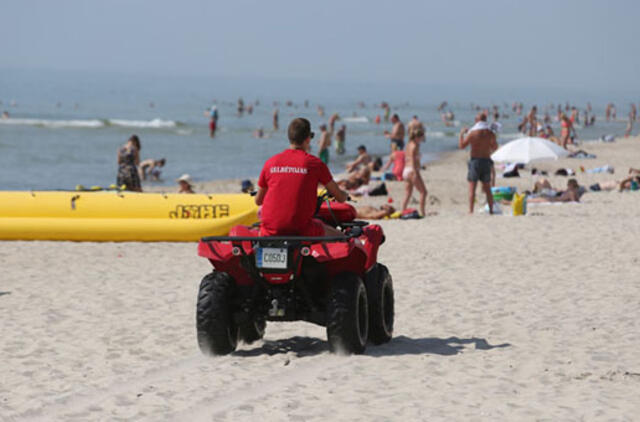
[346,145,372,173]
[317,124,331,164]
[116,135,142,192]
[335,125,346,155]
[401,124,427,216]
[459,113,498,214]
[382,140,405,181]
[384,113,405,150]
[560,113,575,149]
[355,204,395,220]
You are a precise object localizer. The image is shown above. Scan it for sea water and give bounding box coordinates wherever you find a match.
[0,71,630,191]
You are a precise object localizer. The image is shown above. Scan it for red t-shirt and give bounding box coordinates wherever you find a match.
[258,148,332,235]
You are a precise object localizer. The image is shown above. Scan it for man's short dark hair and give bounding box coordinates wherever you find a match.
[357,145,366,151]
[288,118,312,145]
[392,114,399,120]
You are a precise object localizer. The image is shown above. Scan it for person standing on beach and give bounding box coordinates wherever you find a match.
[459,114,498,214]
[317,124,331,164]
[560,113,575,149]
[401,124,427,216]
[273,108,279,131]
[384,114,405,149]
[116,135,142,192]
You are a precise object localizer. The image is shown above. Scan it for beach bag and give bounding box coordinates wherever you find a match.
[512,193,527,216]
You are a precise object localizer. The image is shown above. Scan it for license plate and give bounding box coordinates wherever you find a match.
[256,247,288,269]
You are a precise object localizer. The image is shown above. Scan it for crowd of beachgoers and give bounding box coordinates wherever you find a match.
[135,98,640,218]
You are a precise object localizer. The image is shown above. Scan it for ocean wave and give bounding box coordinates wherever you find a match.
[342,116,369,123]
[0,118,105,128]
[428,131,445,138]
[0,117,181,130]
[108,118,179,128]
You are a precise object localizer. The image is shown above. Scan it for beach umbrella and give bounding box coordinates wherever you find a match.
[491,136,569,164]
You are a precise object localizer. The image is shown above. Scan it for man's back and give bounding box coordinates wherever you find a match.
[258,149,331,235]
[466,129,496,159]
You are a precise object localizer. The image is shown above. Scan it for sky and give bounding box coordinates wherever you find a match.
[1,0,639,100]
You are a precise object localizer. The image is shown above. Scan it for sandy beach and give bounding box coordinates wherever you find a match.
[2,136,640,421]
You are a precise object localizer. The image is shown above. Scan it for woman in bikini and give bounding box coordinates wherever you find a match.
[560,113,574,150]
[116,135,142,192]
[401,124,427,216]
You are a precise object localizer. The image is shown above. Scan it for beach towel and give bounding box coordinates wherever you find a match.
[469,121,501,133]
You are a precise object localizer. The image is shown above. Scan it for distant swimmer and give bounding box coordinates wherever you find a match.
[176,174,195,194]
[328,113,340,132]
[117,135,142,192]
[1,111,9,119]
[253,127,265,138]
[317,124,331,164]
[335,124,346,155]
[384,113,405,150]
[458,113,498,214]
[407,115,421,132]
[208,105,218,138]
[237,97,245,116]
[382,102,390,122]
[273,108,279,131]
[317,105,325,117]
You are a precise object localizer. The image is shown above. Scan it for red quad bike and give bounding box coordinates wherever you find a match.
[196,195,394,355]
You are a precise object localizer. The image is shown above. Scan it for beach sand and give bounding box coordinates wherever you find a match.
[2,136,640,421]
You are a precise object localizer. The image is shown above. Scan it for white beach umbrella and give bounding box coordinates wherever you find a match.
[491,136,569,164]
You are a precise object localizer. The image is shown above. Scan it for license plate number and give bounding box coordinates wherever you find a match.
[256,247,288,269]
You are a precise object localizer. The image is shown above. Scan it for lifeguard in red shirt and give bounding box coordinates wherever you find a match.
[255,118,348,237]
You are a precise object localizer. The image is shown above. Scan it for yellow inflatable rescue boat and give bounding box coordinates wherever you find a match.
[0,191,259,241]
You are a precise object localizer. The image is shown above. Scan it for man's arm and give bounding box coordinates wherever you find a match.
[325,180,348,203]
[458,127,470,149]
[255,186,267,205]
[346,155,364,172]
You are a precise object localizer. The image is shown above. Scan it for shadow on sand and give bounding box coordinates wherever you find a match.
[0,291,11,297]
[367,336,511,357]
[233,335,510,358]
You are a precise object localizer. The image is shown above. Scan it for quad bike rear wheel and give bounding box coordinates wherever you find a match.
[365,264,394,345]
[238,319,266,344]
[196,271,238,355]
[326,272,369,354]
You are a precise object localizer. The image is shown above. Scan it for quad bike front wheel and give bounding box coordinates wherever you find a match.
[196,271,238,355]
[326,272,369,354]
[365,263,394,345]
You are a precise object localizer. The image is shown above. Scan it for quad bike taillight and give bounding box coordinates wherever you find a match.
[232,246,241,256]
[300,246,311,256]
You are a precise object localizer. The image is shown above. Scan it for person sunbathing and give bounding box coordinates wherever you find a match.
[589,175,640,192]
[355,204,396,220]
[527,178,584,203]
